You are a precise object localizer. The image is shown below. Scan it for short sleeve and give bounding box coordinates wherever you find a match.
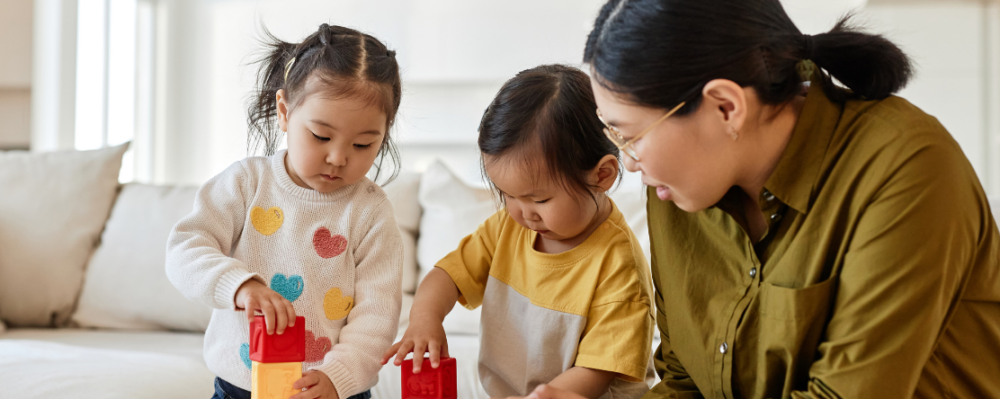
[575,300,654,382]
[434,210,506,309]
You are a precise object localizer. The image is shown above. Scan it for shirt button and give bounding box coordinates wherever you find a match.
[763,190,775,202]
[749,268,757,278]
[719,342,728,354]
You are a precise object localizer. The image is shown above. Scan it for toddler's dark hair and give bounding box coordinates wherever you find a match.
[478,64,621,204]
[247,23,401,183]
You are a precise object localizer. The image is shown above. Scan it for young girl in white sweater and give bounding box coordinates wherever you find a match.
[166,24,404,399]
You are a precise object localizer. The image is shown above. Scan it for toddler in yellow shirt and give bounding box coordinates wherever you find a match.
[382,65,654,399]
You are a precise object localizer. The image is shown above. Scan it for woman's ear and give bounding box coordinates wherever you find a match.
[701,79,748,138]
[276,89,290,132]
[590,154,621,192]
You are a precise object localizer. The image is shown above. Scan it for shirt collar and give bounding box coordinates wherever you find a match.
[763,68,843,215]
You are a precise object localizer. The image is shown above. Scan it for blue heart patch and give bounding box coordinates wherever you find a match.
[239,343,251,370]
[270,274,304,302]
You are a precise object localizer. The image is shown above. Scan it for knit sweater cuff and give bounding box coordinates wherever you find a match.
[314,360,360,398]
[215,268,263,310]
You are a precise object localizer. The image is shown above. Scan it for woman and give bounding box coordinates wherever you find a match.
[513,0,1000,398]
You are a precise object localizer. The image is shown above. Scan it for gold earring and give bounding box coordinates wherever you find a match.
[728,126,739,141]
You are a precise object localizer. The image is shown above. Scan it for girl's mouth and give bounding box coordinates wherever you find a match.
[320,174,340,181]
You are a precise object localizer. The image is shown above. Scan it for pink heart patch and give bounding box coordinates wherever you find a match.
[305,330,332,363]
[313,227,347,259]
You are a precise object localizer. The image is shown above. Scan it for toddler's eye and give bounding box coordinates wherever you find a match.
[354,143,373,149]
[534,199,550,204]
[312,133,330,142]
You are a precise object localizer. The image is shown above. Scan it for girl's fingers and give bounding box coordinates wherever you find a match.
[260,300,275,334]
[428,341,441,368]
[382,342,402,364]
[291,372,317,390]
[273,298,288,335]
[412,342,427,373]
[285,300,297,328]
[244,297,257,324]
[394,341,414,366]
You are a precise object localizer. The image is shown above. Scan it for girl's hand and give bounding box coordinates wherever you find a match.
[495,384,588,399]
[380,315,449,373]
[290,370,338,399]
[234,279,297,335]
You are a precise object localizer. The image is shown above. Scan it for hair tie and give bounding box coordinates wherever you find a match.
[318,23,330,45]
[801,34,816,61]
[283,57,296,82]
[386,50,396,58]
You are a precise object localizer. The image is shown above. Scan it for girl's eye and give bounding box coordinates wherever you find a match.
[534,199,550,204]
[312,133,330,142]
[354,143,373,149]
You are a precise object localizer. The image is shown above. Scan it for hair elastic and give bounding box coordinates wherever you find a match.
[283,57,296,82]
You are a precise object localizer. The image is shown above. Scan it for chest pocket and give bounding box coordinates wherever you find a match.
[755,277,838,393]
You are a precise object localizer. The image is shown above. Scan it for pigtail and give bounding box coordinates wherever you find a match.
[247,29,297,156]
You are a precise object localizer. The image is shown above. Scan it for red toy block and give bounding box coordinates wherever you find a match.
[401,357,456,399]
[249,315,306,363]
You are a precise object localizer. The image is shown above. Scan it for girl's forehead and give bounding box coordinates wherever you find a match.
[485,155,554,194]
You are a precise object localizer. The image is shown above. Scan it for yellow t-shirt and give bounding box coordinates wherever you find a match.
[437,200,654,398]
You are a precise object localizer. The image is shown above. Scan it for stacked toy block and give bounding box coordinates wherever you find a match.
[401,357,457,399]
[249,315,306,399]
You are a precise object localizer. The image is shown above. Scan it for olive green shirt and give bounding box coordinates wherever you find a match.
[645,77,1000,398]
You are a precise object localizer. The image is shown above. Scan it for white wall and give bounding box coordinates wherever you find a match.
[862,2,998,196]
[0,0,34,150]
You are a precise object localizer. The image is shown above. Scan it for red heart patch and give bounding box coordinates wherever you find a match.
[305,330,332,363]
[313,227,347,258]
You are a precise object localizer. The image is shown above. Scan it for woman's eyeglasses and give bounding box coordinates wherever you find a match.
[597,101,686,162]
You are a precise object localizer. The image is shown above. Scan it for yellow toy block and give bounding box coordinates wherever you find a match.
[251,361,302,399]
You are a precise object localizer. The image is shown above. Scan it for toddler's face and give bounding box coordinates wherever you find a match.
[486,158,601,245]
[277,91,387,193]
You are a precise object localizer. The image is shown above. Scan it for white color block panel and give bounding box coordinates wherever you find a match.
[0,0,33,88]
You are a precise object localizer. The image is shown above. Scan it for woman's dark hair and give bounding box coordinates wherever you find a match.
[478,64,621,204]
[583,0,914,114]
[247,23,401,184]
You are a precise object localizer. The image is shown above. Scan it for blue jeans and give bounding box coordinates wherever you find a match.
[212,377,372,399]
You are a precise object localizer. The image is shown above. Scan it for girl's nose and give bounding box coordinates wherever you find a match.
[623,156,640,173]
[327,148,347,167]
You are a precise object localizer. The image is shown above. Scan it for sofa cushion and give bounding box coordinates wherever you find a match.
[0,144,128,327]
[383,172,422,294]
[71,184,212,332]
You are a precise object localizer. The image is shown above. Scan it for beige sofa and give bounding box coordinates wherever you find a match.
[0,146,653,399]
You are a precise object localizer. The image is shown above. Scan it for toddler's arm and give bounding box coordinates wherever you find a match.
[165,161,264,311]
[310,198,404,399]
[547,367,618,399]
[381,267,461,372]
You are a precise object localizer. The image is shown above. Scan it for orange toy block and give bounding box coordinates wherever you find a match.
[251,361,302,399]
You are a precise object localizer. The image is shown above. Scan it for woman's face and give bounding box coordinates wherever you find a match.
[591,80,742,212]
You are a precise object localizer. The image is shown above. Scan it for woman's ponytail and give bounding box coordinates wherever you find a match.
[807,15,913,101]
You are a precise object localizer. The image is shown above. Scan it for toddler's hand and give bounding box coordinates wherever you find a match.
[290,370,338,399]
[380,315,449,373]
[235,279,297,335]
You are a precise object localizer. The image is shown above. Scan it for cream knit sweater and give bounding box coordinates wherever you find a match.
[166,150,403,397]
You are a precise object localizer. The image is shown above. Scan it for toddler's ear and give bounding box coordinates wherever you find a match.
[276,89,290,132]
[591,154,620,192]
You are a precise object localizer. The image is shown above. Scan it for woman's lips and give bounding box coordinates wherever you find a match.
[656,186,672,201]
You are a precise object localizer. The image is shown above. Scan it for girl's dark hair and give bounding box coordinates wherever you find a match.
[583,0,914,114]
[248,23,401,183]
[478,64,620,204]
